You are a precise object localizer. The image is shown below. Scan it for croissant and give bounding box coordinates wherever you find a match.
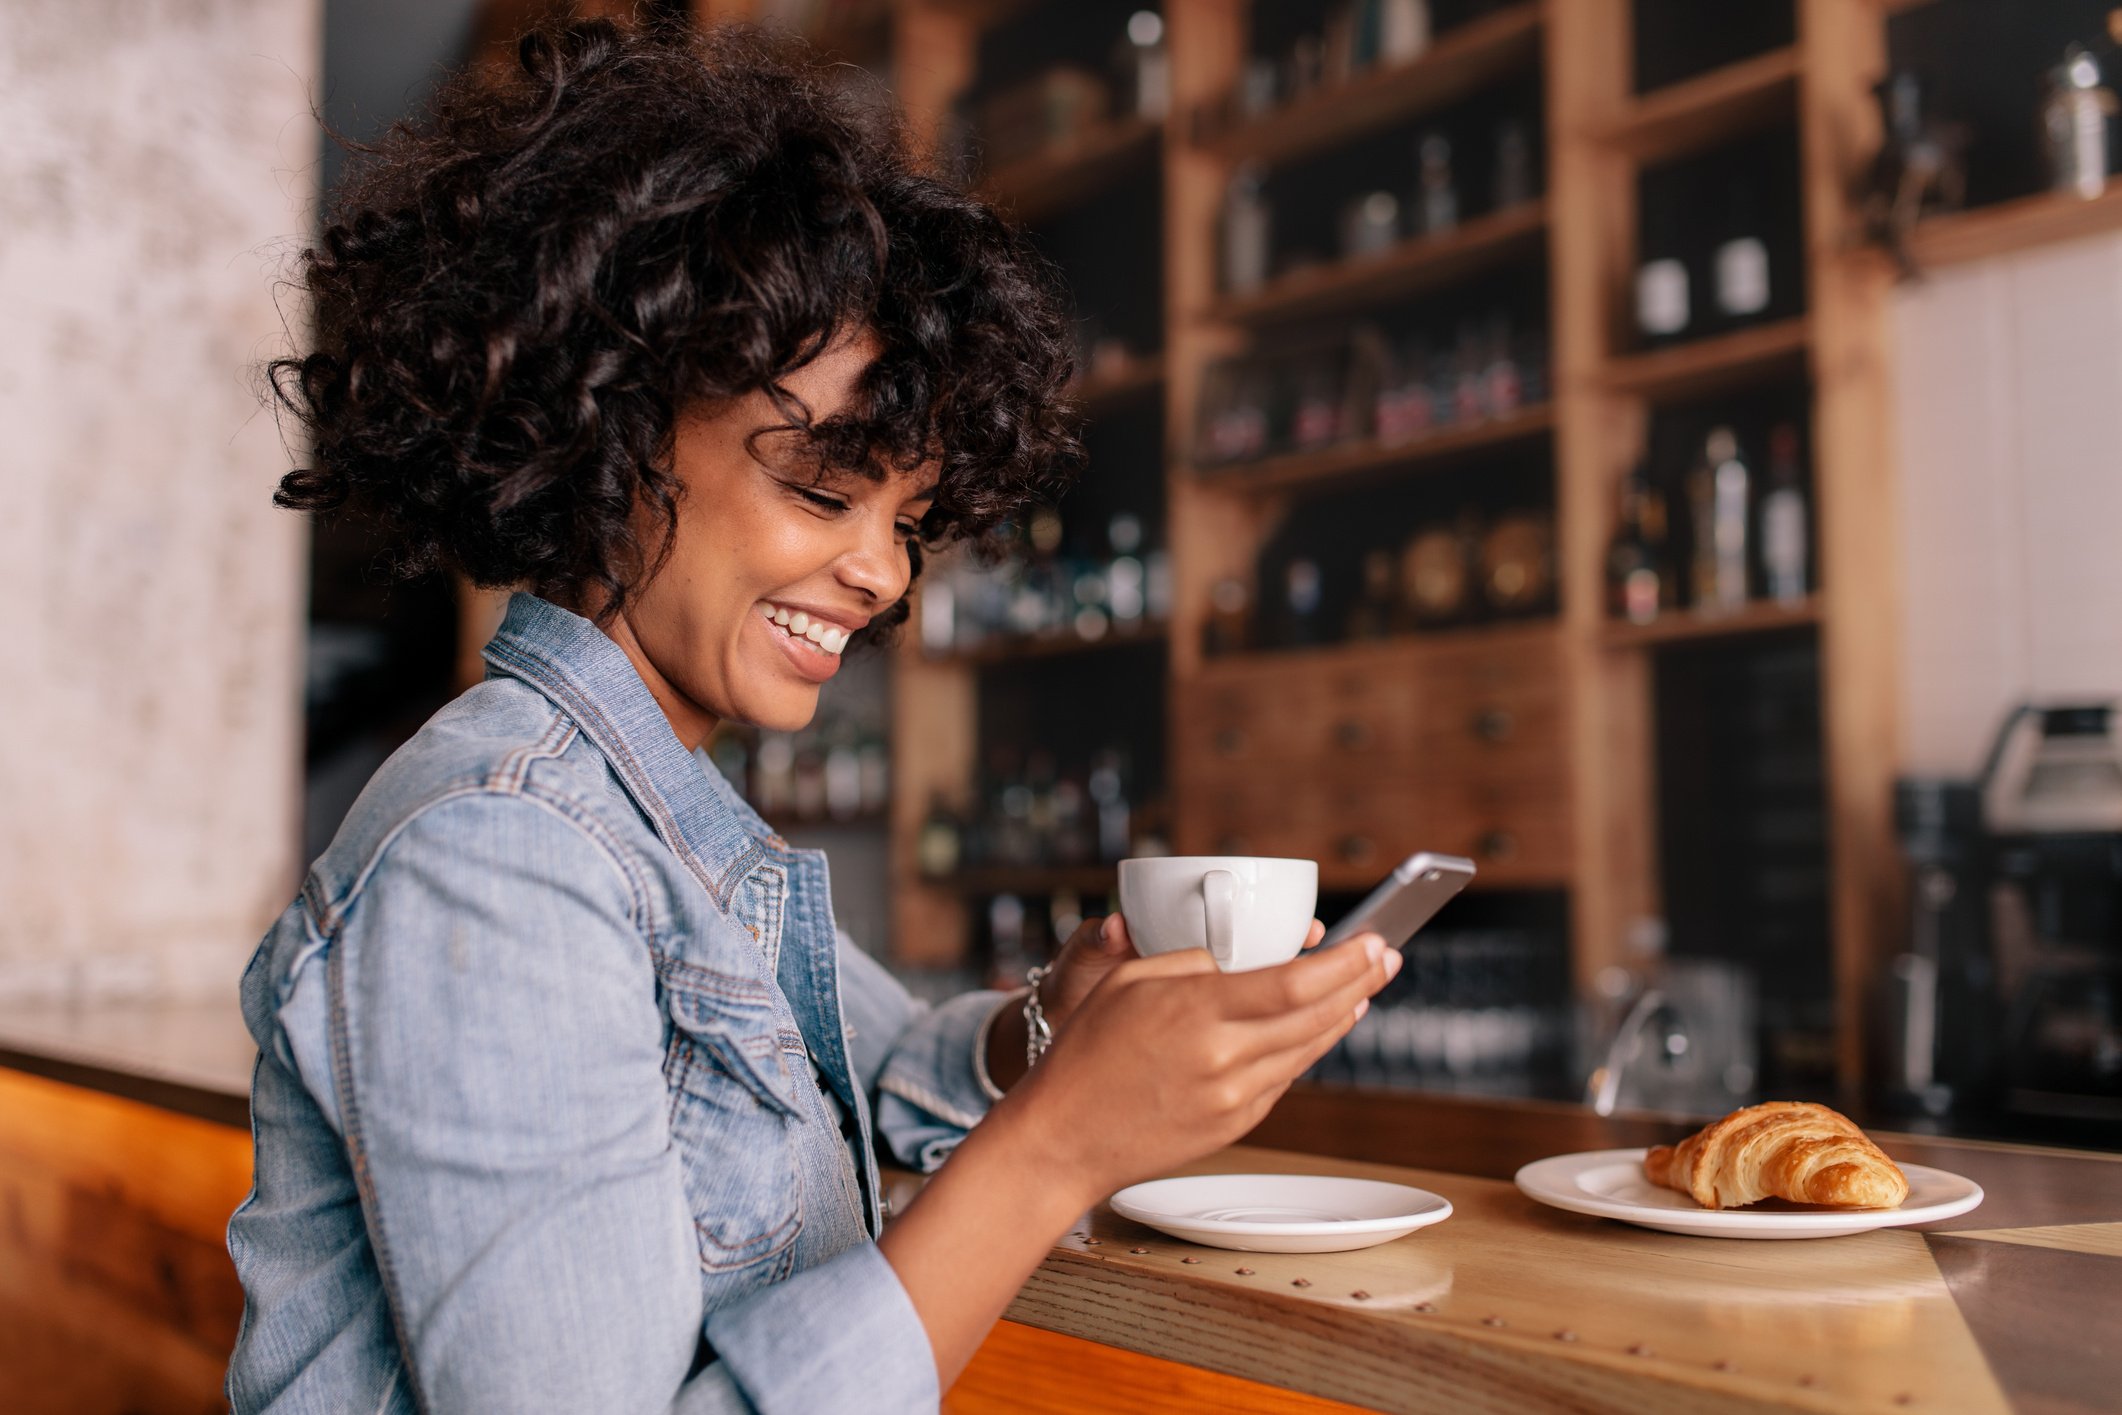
[1643,1101,1910,1210]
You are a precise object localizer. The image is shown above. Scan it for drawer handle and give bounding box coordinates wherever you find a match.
[1336,835,1376,865]
[1471,708,1514,743]
[1476,829,1518,860]
[1213,728,1247,756]
[1332,720,1373,751]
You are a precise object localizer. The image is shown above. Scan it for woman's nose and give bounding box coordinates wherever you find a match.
[835,515,909,604]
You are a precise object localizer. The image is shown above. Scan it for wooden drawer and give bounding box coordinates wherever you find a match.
[1178,653,1420,779]
[1415,777,1574,886]
[1408,638,1566,778]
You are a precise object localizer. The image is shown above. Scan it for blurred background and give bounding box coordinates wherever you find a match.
[8,0,2122,1407]
[8,0,2122,1200]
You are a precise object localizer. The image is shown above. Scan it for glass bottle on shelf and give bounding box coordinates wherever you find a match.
[917,793,962,878]
[1281,558,1326,647]
[1222,165,1273,294]
[1713,180,1771,328]
[1113,10,1171,121]
[1088,750,1132,862]
[1689,427,1752,614]
[1759,421,1810,604]
[1107,512,1146,627]
[1204,575,1252,655]
[1481,314,1522,416]
[1346,549,1398,640]
[1635,204,1691,347]
[2044,44,2117,200]
[1379,0,1431,64]
[1606,460,1670,625]
[1493,117,1534,209]
[1416,132,1459,236]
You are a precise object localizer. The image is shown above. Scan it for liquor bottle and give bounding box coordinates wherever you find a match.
[1345,549,1398,640]
[1378,0,1431,64]
[1481,314,1522,415]
[1222,165,1273,294]
[1493,118,1534,209]
[1281,558,1326,647]
[1606,461,1669,624]
[2045,44,2116,200]
[1204,576,1252,655]
[1635,204,1691,346]
[1107,512,1146,626]
[1113,10,1171,121]
[1690,427,1752,613]
[1713,181,1771,327]
[917,793,962,878]
[1758,422,1810,604]
[1416,132,1459,236]
[1088,750,1132,862]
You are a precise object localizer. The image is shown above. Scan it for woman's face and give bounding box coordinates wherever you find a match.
[605,333,933,747]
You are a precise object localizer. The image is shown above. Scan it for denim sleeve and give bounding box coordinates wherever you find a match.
[326,791,936,1415]
[834,935,1008,1172]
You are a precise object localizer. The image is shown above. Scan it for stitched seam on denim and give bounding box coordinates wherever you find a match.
[325,894,433,1415]
[487,712,574,795]
[656,954,772,1005]
[693,1204,802,1273]
[483,636,727,906]
[516,780,659,949]
[877,1073,985,1132]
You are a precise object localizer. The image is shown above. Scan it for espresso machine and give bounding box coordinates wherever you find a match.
[1888,705,2122,1140]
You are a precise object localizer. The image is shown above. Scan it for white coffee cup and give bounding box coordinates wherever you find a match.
[1117,856,1319,973]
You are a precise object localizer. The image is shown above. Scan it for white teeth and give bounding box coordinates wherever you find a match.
[823,626,847,652]
[759,602,776,620]
[804,620,827,644]
[773,606,791,626]
[760,602,850,655]
[788,611,810,634]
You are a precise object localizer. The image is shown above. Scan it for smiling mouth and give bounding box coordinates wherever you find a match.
[758,601,853,656]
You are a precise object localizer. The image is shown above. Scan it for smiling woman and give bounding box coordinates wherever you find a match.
[228,16,1397,1415]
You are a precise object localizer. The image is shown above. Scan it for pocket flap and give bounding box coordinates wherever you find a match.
[666,976,804,1119]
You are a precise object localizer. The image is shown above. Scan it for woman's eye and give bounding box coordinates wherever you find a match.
[894,520,920,540]
[796,488,850,514]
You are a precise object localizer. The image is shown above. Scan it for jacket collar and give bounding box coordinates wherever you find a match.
[481,592,783,907]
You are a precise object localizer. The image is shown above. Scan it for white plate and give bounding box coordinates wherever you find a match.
[1514,1148,1984,1239]
[1109,1173,1453,1253]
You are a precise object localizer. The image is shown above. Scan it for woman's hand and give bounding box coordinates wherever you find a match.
[996,932,1398,1207]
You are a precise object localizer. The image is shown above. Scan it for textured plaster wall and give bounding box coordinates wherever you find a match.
[0,0,320,1000]
[1894,229,2122,778]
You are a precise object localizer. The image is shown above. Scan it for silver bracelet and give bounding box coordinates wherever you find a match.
[1023,963,1054,1070]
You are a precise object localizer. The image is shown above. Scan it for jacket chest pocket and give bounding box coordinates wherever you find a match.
[662,968,807,1296]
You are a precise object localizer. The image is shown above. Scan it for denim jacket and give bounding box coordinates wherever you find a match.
[226,593,1005,1414]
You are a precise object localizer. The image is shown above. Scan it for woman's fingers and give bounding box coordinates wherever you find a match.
[1233,947,1398,1056]
[1298,918,1326,951]
[1215,932,1390,1018]
[1234,998,1369,1098]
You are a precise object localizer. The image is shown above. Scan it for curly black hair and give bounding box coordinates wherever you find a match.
[272,18,1082,636]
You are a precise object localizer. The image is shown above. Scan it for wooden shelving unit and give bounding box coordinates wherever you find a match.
[930,621,1169,669]
[950,865,1120,897]
[1198,2,1543,167]
[1208,200,1549,327]
[1906,184,2122,271]
[1073,354,1166,414]
[1601,597,1823,651]
[1197,404,1555,495]
[1597,46,1801,164]
[1600,317,1812,401]
[978,115,1162,226]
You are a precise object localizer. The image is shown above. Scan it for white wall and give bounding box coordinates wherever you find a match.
[0,0,320,1001]
[1893,228,2122,778]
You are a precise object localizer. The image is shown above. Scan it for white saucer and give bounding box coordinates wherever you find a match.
[1109,1173,1453,1253]
[1513,1148,1984,1239]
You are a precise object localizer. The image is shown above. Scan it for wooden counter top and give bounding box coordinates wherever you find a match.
[921,1091,2122,1415]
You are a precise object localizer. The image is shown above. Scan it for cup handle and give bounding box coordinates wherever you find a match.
[1202,869,1237,969]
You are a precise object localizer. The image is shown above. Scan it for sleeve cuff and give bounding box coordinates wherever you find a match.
[703,1241,938,1415]
[874,988,1005,1171]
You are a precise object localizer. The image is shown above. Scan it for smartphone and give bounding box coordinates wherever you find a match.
[1318,852,1477,952]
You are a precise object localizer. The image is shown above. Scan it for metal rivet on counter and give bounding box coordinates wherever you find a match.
[1714,1360,1738,1373]
[1291,1278,1312,1288]
[1180,1256,1200,1264]
[1414,1302,1437,1314]
[1628,1344,1653,1357]
[1084,1239,1102,1246]
[1894,1397,1913,1407]
[1350,1291,1371,1301]
[1235,1267,1255,1276]
[1799,1376,1818,1388]
[1552,1330,1576,1343]
[1128,1247,1148,1254]
[1482,1316,1506,1328]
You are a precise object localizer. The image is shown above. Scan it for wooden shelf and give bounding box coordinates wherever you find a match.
[1197,404,1554,496]
[1210,201,1548,327]
[947,866,1119,897]
[979,117,1161,227]
[1906,185,2122,271]
[1598,47,1801,166]
[1600,317,1810,403]
[1201,3,1542,169]
[1600,596,1822,651]
[931,621,1169,668]
[1200,617,1560,673]
[1073,354,1166,415]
